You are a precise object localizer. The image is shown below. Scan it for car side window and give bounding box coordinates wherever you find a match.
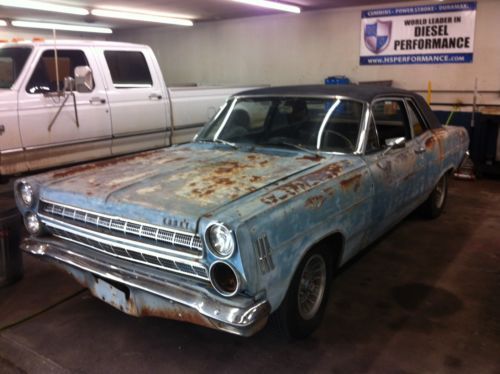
[365,116,381,153]
[26,49,90,94]
[406,99,428,137]
[372,99,411,146]
[104,51,153,88]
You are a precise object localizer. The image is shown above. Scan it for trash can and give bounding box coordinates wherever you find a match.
[0,198,23,287]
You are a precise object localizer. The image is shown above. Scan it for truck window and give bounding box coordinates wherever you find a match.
[26,49,90,94]
[104,51,153,88]
[0,47,32,89]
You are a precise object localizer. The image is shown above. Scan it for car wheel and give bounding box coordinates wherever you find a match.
[273,248,332,339]
[421,173,448,219]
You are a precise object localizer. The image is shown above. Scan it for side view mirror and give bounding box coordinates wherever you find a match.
[382,136,406,155]
[74,65,94,93]
[64,76,75,92]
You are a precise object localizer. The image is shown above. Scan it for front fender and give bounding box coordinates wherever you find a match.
[236,166,373,312]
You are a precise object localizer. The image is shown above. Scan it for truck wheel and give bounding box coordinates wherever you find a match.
[421,173,448,219]
[273,248,332,339]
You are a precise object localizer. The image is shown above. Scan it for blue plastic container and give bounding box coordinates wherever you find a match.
[324,76,350,85]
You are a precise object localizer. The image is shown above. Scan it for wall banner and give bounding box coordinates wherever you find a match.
[360,2,476,65]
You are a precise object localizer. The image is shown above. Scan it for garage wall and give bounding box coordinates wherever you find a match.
[114,0,498,95]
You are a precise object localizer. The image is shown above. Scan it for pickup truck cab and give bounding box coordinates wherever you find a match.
[0,40,258,176]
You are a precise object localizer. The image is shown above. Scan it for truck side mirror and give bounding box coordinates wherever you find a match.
[64,76,75,92]
[74,66,94,93]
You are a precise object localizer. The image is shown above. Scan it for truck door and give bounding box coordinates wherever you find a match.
[0,46,32,175]
[17,47,112,171]
[96,48,169,155]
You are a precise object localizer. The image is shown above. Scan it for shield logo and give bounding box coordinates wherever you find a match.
[364,20,392,54]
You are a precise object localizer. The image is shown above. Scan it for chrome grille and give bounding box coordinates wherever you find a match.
[45,225,209,281]
[40,200,203,256]
[254,234,274,274]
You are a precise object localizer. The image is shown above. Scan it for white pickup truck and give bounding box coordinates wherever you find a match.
[0,40,259,177]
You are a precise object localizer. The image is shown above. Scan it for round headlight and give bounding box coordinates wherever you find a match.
[18,182,34,207]
[206,223,235,258]
[209,261,240,297]
[24,212,42,235]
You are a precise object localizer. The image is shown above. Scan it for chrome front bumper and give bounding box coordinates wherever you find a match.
[21,237,271,337]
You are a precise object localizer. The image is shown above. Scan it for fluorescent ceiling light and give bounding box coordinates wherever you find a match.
[0,20,7,27]
[12,20,112,34]
[0,0,89,16]
[91,9,194,26]
[233,0,301,14]
[96,5,195,20]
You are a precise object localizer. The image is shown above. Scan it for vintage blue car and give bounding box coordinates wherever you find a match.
[15,85,469,338]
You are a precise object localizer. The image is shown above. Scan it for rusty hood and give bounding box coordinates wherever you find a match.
[38,143,323,232]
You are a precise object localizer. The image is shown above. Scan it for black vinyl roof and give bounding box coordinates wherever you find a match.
[234,84,416,102]
[233,84,441,129]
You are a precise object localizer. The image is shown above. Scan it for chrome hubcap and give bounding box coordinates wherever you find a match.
[298,254,327,320]
[435,176,447,208]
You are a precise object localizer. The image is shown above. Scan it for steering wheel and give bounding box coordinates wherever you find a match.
[323,130,355,151]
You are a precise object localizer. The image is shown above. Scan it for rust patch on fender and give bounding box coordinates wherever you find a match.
[340,174,362,192]
[186,159,262,201]
[52,150,181,179]
[323,187,335,197]
[261,162,346,205]
[214,161,249,174]
[212,177,235,186]
[425,137,435,149]
[259,160,269,167]
[249,175,263,183]
[305,195,325,209]
[297,154,324,162]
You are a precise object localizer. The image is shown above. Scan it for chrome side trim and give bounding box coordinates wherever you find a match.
[21,237,271,336]
[0,147,24,155]
[23,128,172,152]
[254,234,275,274]
[24,135,111,151]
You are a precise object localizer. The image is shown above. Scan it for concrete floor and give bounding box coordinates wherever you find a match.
[0,178,499,374]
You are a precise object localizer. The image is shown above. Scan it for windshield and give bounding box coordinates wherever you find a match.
[0,47,32,89]
[197,97,364,153]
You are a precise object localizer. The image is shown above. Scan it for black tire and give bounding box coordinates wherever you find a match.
[273,248,332,339]
[421,173,448,219]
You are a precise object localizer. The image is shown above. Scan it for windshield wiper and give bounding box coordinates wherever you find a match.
[259,140,322,158]
[213,138,238,149]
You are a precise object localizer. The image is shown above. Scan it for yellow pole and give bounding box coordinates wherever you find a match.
[426,80,432,104]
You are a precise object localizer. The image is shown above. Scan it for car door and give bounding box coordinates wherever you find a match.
[404,98,440,194]
[362,97,424,239]
[17,47,112,171]
[95,47,169,155]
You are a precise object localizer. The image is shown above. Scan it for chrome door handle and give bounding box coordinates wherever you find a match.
[414,147,426,154]
[149,93,162,100]
[89,97,106,104]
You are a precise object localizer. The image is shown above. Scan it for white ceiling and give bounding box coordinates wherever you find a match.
[0,0,418,29]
